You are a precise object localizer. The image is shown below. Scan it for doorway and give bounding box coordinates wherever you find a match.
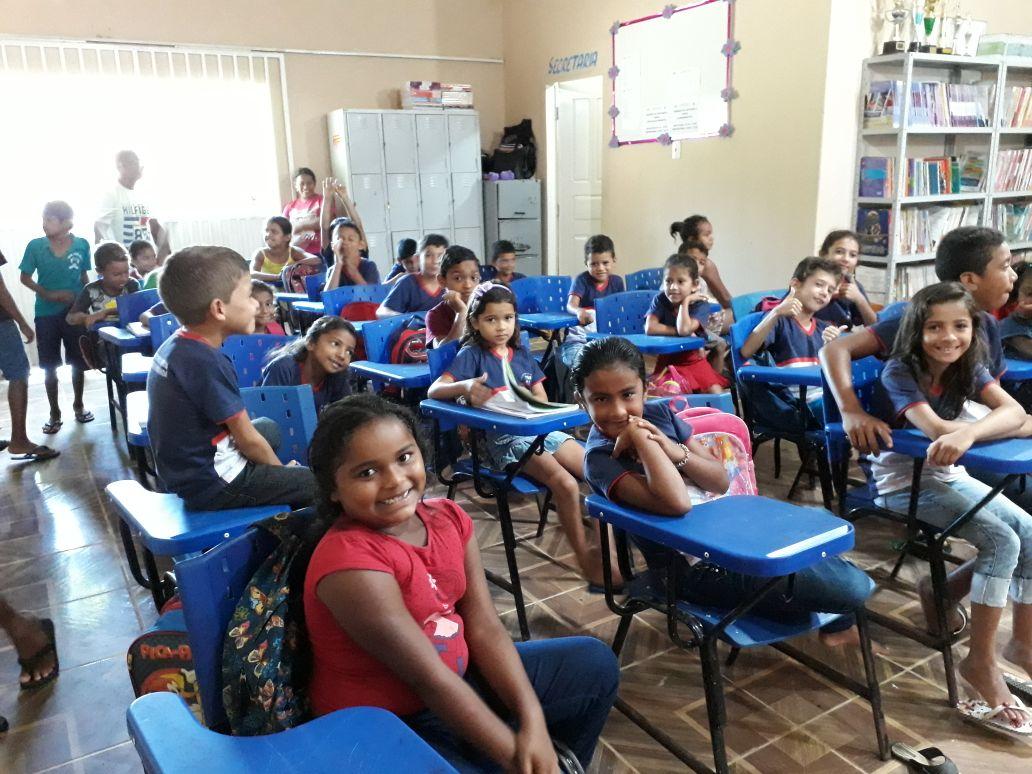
[545,76,603,276]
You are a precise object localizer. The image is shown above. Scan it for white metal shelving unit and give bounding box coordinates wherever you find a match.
[852,53,1032,301]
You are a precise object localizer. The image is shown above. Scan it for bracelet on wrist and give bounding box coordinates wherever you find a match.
[674,442,691,469]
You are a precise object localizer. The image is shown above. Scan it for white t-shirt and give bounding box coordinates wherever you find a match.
[96,183,155,247]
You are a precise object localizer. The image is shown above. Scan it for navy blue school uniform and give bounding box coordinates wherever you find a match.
[870,309,1006,379]
[583,400,870,632]
[647,292,710,329]
[381,273,445,314]
[147,331,249,507]
[320,247,381,286]
[758,316,829,368]
[569,271,625,311]
[444,342,544,395]
[1000,312,1032,356]
[260,352,353,413]
[384,262,407,282]
[815,280,870,329]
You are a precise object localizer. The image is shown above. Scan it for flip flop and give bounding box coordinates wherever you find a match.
[41,418,62,434]
[1003,671,1032,704]
[18,618,59,691]
[587,582,626,595]
[0,439,8,452]
[957,696,1032,738]
[74,410,94,424]
[9,445,60,462]
[890,742,958,773]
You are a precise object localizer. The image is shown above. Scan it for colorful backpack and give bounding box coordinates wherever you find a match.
[388,316,428,364]
[280,262,323,294]
[674,405,758,499]
[221,511,313,736]
[127,599,202,723]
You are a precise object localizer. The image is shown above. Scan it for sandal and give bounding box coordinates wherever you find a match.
[0,439,8,452]
[18,618,59,691]
[890,742,957,773]
[74,409,95,424]
[1003,671,1032,705]
[957,696,1032,738]
[9,445,60,462]
[41,418,62,434]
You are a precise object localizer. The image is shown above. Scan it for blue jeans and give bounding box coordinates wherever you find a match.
[403,637,619,772]
[878,475,1032,608]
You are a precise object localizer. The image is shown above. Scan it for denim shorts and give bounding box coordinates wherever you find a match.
[484,430,574,471]
[0,320,30,381]
[35,313,86,369]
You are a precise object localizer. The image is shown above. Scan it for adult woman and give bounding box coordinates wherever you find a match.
[282,167,323,255]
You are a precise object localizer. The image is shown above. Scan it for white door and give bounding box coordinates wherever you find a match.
[549,78,602,276]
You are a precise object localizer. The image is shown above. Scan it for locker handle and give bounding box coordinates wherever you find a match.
[511,211,525,215]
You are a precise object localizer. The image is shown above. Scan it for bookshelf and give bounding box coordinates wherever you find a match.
[852,53,1032,303]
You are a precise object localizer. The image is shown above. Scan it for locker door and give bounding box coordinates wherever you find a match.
[451,173,482,229]
[447,114,481,172]
[351,174,387,233]
[497,180,540,218]
[415,114,449,173]
[344,112,384,175]
[419,173,452,229]
[382,113,417,173]
[453,227,483,256]
[498,220,541,256]
[363,232,392,278]
[386,174,420,231]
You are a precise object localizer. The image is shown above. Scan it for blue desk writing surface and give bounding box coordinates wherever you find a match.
[520,312,578,332]
[737,365,822,388]
[585,494,854,577]
[98,325,147,350]
[421,398,588,436]
[584,332,706,355]
[887,429,1032,476]
[350,361,431,389]
[292,300,325,316]
[1003,357,1032,383]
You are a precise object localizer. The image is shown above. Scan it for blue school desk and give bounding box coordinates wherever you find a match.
[736,364,822,387]
[97,324,153,438]
[585,331,706,355]
[1003,356,1032,384]
[520,311,579,362]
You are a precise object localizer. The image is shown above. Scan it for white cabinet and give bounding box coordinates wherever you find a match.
[327,108,485,275]
[484,180,542,275]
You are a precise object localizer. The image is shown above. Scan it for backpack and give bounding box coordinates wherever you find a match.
[221,511,313,736]
[490,119,537,179]
[673,404,758,499]
[388,316,428,364]
[753,295,784,313]
[280,262,323,294]
[127,600,202,723]
[540,344,574,403]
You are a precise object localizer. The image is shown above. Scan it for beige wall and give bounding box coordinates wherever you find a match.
[502,0,836,293]
[3,0,506,199]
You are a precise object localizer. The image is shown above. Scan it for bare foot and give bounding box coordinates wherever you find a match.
[917,575,964,637]
[1001,639,1032,681]
[583,546,624,590]
[819,626,886,654]
[10,616,57,687]
[958,655,1025,726]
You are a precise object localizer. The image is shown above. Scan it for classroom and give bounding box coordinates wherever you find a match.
[3,1,1032,772]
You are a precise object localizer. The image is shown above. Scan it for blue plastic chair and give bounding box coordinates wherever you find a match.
[106,479,289,610]
[304,271,327,300]
[509,275,571,314]
[117,288,161,328]
[349,314,432,394]
[149,313,180,349]
[877,300,907,322]
[240,385,318,466]
[126,525,457,773]
[223,334,294,388]
[584,493,886,772]
[729,289,785,323]
[594,290,654,335]
[729,312,833,508]
[321,283,391,316]
[625,268,663,291]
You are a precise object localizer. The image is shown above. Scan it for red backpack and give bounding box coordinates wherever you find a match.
[280,263,322,294]
[388,317,428,364]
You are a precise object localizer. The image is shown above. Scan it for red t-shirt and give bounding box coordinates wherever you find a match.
[282,195,323,256]
[303,497,473,716]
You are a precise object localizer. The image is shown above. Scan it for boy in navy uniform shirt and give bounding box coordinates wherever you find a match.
[147,246,316,511]
[377,234,449,317]
[560,234,625,368]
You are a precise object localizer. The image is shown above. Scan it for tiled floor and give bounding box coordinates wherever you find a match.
[2,370,1032,772]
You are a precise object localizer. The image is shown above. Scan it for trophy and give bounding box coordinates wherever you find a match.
[938,0,959,55]
[882,0,909,55]
[909,0,925,52]
[921,0,942,53]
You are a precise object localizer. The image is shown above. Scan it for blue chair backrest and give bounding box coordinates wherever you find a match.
[877,300,907,322]
[359,313,421,363]
[223,334,295,388]
[427,332,531,383]
[509,276,571,314]
[321,284,390,317]
[303,272,326,301]
[730,289,785,323]
[821,356,886,464]
[595,290,654,336]
[116,288,160,328]
[625,268,663,291]
[728,311,765,378]
[149,313,180,350]
[175,526,280,730]
[681,392,737,414]
[241,385,318,465]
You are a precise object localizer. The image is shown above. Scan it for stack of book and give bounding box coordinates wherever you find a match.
[893,263,939,301]
[860,154,986,197]
[863,80,993,128]
[1001,86,1032,128]
[993,202,1032,243]
[993,149,1032,192]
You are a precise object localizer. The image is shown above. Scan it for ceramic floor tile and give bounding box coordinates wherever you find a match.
[41,742,143,774]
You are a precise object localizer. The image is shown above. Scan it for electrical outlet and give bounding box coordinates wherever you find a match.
[671,140,681,160]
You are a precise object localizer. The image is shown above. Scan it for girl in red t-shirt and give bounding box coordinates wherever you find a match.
[302,394,618,771]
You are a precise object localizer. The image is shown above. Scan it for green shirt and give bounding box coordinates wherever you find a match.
[142,268,160,290]
[19,236,90,317]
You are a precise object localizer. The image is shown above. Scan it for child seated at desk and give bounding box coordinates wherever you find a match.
[814,229,876,329]
[383,237,419,285]
[250,216,322,283]
[1000,261,1032,360]
[129,239,159,287]
[302,394,619,771]
[250,280,285,335]
[645,253,729,395]
[489,240,525,287]
[424,245,481,348]
[427,282,617,588]
[66,242,140,329]
[377,234,449,318]
[739,256,844,429]
[261,316,356,413]
[559,234,625,369]
[573,336,873,647]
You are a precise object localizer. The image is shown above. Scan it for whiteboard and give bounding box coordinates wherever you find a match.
[611,0,733,145]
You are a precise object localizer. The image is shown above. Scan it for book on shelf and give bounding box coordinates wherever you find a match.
[856,207,891,256]
[1002,86,1032,128]
[993,201,1032,243]
[481,359,580,419]
[856,205,980,258]
[959,153,986,192]
[859,157,893,197]
[892,262,939,301]
[904,155,959,196]
[862,79,992,129]
[993,149,1032,193]
[863,81,901,128]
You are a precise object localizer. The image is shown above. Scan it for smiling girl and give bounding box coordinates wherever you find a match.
[260,316,356,413]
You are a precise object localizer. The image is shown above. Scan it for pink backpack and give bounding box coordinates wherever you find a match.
[674,405,758,499]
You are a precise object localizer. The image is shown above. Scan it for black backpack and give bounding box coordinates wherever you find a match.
[491,119,537,179]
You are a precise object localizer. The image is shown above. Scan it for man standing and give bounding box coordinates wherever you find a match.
[94,150,171,262]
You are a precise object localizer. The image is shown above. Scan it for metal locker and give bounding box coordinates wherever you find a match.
[386,174,420,231]
[344,112,384,175]
[453,227,484,256]
[350,174,387,233]
[390,230,422,258]
[447,114,481,172]
[419,173,452,229]
[363,232,392,277]
[415,114,449,173]
[451,173,482,229]
[498,219,541,257]
[496,180,540,218]
[382,113,417,174]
